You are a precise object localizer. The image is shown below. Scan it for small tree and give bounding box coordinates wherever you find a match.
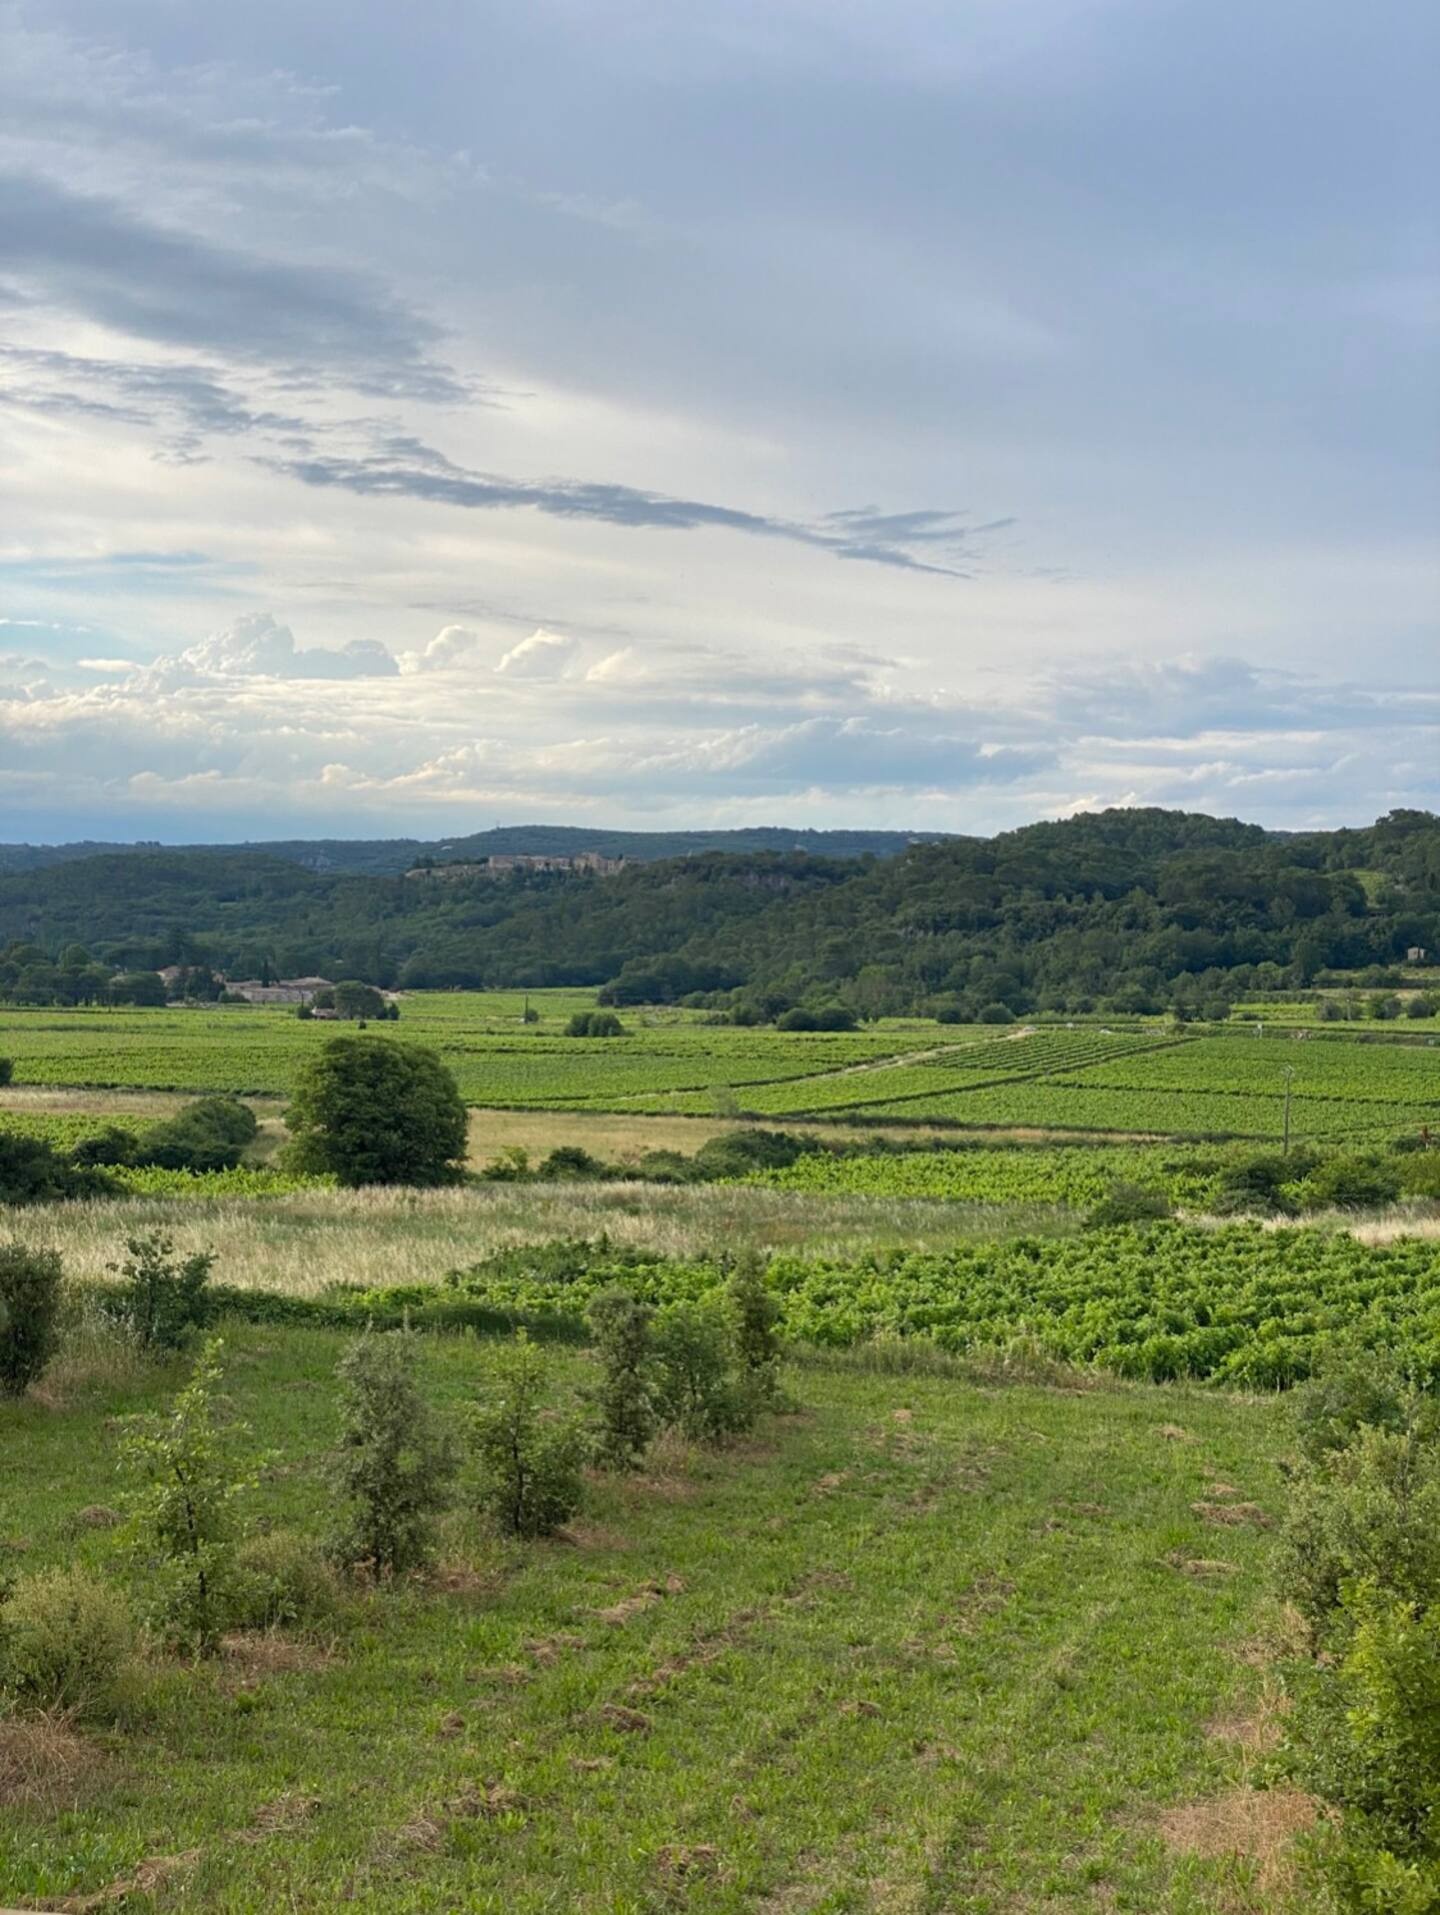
[652,1298,754,1444]
[106,1232,214,1350]
[285,1036,468,1187]
[117,1338,258,1652]
[586,1288,657,1470]
[471,1333,586,1537]
[329,1333,456,1577]
[332,980,387,1021]
[0,1243,63,1396]
[727,1254,783,1405]
[1083,1182,1173,1229]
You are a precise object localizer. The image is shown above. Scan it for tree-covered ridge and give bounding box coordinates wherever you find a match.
[0,807,1435,1018]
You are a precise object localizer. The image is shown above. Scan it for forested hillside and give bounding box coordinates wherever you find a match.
[0,823,932,877]
[0,807,1436,1018]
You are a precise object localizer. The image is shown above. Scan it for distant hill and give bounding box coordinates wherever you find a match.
[1,807,1435,1019]
[0,824,939,878]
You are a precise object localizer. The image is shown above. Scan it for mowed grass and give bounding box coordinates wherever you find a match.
[2,1321,1299,1913]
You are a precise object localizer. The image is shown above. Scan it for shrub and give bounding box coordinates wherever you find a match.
[69,1124,140,1169]
[586,1288,657,1470]
[233,1529,339,1630]
[329,1333,456,1577]
[0,1132,112,1205]
[1398,1152,1440,1201]
[693,1128,810,1179]
[977,1002,1016,1025]
[1298,1153,1403,1212]
[1278,1380,1440,1903]
[566,1010,625,1037]
[0,1567,138,1719]
[286,1036,468,1187]
[141,1097,258,1172]
[105,1232,214,1350]
[118,1338,259,1653]
[0,1244,63,1395]
[1293,1352,1414,1467]
[471,1333,586,1537]
[652,1298,754,1443]
[537,1145,609,1181]
[1211,1149,1306,1217]
[727,1254,783,1404]
[1083,1181,1173,1229]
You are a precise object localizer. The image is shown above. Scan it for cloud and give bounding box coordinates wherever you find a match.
[261,447,997,576]
[402,625,484,673]
[495,628,578,678]
[0,172,463,401]
[157,613,400,683]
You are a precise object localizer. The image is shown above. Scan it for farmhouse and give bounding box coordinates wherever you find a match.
[224,975,335,1005]
[405,853,626,880]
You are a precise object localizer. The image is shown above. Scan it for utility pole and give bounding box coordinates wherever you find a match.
[1282,1064,1295,1156]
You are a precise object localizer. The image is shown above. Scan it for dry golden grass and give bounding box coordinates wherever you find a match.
[0,1181,1046,1297]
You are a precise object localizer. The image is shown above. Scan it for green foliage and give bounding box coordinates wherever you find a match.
[470,1333,586,1537]
[328,1332,456,1577]
[0,1567,139,1719]
[331,980,388,1020]
[117,1338,259,1652]
[105,1231,214,1350]
[0,1055,10,1085]
[140,1095,257,1171]
[566,1010,625,1037]
[727,1254,783,1403]
[0,1130,113,1205]
[585,1287,657,1470]
[652,1297,755,1443]
[286,1035,467,1187]
[1293,1352,1415,1467]
[1279,1372,1440,1905]
[1083,1181,1173,1229]
[0,1243,63,1395]
[1398,1151,1440,1200]
[232,1528,340,1629]
[1298,1152,1404,1211]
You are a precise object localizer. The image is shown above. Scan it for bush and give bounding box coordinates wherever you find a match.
[566,1010,625,1037]
[0,1567,138,1719]
[586,1288,657,1470]
[329,1333,456,1577]
[105,1232,214,1350]
[1398,1152,1440,1201]
[977,1002,1015,1025]
[1278,1379,1440,1903]
[141,1097,258,1172]
[1298,1153,1403,1212]
[537,1145,609,1181]
[1211,1149,1306,1217]
[471,1333,586,1537]
[693,1127,811,1179]
[286,1036,468,1187]
[1083,1181,1173,1229]
[233,1529,339,1630]
[0,1132,113,1205]
[652,1297,754,1443]
[118,1338,258,1653]
[0,1243,63,1395]
[727,1255,783,1404]
[69,1124,140,1168]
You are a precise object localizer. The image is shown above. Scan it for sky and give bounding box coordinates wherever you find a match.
[0,0,1435,844]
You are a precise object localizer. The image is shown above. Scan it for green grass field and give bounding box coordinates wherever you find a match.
[2,1322,1298,1914]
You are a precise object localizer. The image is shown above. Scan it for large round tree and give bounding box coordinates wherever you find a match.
[286,1036,468,1186]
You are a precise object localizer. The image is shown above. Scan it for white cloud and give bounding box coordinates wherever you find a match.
[494,628,578,678]
[400,624,484,673]
[155,613,399,683]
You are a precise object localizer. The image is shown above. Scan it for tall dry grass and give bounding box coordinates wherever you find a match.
[0,1182,1072,1298]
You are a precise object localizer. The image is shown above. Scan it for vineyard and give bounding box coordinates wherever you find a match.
[434,1223,1440,1387]
[0,996,1436,1143]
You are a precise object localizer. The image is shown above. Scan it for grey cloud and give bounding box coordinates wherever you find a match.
[0,172,463,401]
[263,448,993,576]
